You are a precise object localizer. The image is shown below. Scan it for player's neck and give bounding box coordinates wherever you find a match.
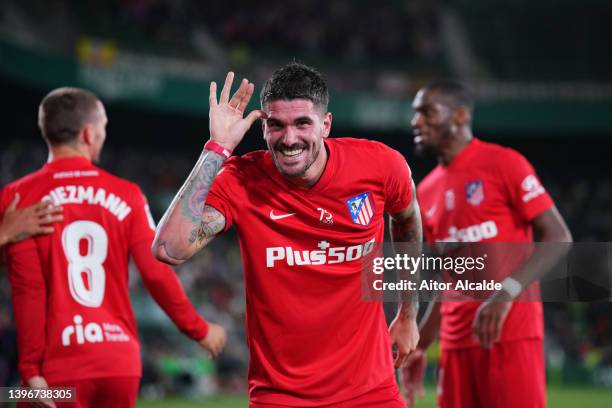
[439,131,473,166]
[48,145,92,163]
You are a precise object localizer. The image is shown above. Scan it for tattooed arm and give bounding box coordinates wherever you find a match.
[388,181,423,367]
[153,72,264,265]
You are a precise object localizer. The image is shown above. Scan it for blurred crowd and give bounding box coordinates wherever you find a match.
[1,139,611,397]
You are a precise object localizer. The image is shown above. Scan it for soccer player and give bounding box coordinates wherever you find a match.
[153,63,422,406]
[401,81,572,408]
[0,194,62,246]
[0,87,226,408]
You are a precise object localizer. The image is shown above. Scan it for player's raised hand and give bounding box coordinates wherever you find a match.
[208,72,265,151]
[198,322,227,359]
[26,376,57,408]
[472,295,512,348]
[0,194,63,244]
[389,313,420,368]
[399,349,426,408]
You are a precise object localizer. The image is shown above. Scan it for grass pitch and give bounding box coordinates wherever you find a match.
[137,385,611,407]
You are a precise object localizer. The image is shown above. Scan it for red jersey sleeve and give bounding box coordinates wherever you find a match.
[205,157,243,233]
[127,185,157,248]
[383,147,414,214]
[126,186,209,340]
[499,149,554,222]
[7,240,47,380]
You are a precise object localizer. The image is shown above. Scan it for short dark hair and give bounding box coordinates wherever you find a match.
[38,87,101,145]
[423,80,474,111]
[260,62,329,112]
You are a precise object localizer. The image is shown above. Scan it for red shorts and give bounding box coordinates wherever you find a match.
[18,376,140,408]
[437,339,545,408]
[250,380,405,408]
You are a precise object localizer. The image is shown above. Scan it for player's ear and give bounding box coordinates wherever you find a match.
[453,106,471,126]
[322,112,332,138]
[81,124,93,146]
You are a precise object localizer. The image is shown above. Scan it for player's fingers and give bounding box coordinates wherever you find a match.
[37,226,55,235]
[46,205,63,214]
[483,315,495,348]
[7,193,20,211]
[209,81,218,106]
[219,72,235,104]
[238,82,255,111]
[493,315,504,344]
[42,214,63,223]
[229,78,248,110]
[243,109,266,128]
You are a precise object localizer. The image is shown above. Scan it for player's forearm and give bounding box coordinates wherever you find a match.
[390,204,423,318]
[416,301,440,350]
[153,149,226,264]
[498,207,572,299]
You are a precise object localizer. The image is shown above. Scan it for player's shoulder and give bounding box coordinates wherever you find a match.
[417,165,444,194]
[475,139,528,165]
[2,167,47,191]
[330,137,398,154]
[94,167,145,201]
[329,137,406,169]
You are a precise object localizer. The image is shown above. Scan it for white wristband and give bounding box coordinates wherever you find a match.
[501,277,522,299]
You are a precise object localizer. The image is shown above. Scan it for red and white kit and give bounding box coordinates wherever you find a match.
[207,138,413,407]
[418,138,553,408]
[1,157,208,390]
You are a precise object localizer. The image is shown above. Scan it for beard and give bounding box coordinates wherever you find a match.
[271,140,321,179]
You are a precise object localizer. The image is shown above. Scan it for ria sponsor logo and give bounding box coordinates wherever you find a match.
[61,315,130,346]
[266,238,376,267]
[438,220,498,242]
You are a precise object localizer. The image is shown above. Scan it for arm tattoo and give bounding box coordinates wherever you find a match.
[189,206,225,245]
[180,151,226,224]
[390,204,423,318]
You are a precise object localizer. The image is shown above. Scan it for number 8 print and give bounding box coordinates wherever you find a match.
[62,221,108,307]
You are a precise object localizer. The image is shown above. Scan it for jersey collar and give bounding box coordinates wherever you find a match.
[446,138,481,170]
[43,156,94,170]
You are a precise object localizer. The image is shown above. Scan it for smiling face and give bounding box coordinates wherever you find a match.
[262,99,332,185]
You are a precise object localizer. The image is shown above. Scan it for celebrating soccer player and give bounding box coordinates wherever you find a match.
[401,81,572,408]
[0,88,226,408]
[154,63,422,406]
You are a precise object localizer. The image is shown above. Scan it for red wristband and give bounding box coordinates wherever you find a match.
[204,140,232,159]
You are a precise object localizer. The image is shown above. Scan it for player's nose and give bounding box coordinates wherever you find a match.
[411,112,423,129]
[282,125,300,145]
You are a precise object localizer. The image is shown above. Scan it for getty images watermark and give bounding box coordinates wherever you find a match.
[360,242,612,302]
[371,253,499,292]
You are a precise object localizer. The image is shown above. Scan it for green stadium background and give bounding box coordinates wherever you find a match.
[1,0,611,407]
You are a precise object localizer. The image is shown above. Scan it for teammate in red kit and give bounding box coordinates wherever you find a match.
[401,81,572,408]
[0,87,226,408]
[154,63,422,406]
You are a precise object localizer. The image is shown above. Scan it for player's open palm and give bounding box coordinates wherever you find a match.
[209,72,265,151]
[400,349,426,408]
[199,322,227,359]
[1,194,63,243]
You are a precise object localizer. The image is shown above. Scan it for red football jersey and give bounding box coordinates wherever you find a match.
[206,138,413,406]
[417,138,554,349]
[1,157,207,383]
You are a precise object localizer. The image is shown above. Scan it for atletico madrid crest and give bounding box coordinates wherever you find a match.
[346,192,375,226]
[465,179,484,206]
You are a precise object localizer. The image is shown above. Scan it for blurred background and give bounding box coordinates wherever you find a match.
[1,0,611,406]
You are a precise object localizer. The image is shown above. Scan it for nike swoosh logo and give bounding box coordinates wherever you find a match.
[269,210,296,220]
[425,205,437,218]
